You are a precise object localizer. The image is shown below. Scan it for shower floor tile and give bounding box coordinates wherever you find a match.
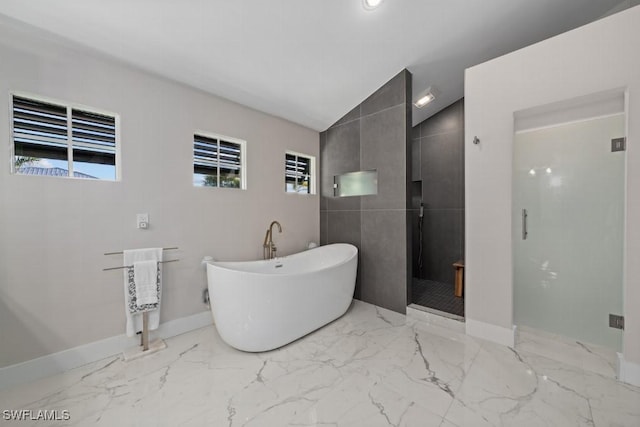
[1,300,638,426]
[412,278,464,317]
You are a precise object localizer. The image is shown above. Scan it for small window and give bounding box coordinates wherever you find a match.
[11,94,118,180]
[285,151,315,194]
[334,170,378,197]
[193,133,245,189]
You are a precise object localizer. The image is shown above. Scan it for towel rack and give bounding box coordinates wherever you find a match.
[103,247,178,256]
[102,259,179,271]
[102,247,179,271]
[102,247,179,353]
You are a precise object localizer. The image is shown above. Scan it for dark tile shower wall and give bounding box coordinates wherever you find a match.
[320,70,412,314]
[412,99,465,285]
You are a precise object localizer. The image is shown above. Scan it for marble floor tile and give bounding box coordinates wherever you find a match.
[444,340,640,427]
[516,326,618,378]
[1,300,638,426]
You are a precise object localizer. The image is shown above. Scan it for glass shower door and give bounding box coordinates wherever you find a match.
[513,114,625,350]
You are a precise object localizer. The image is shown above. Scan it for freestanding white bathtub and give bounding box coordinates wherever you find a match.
[206,243,358,352]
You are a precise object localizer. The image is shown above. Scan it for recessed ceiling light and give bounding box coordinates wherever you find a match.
[414,92,435,108]
[363,0,383,11]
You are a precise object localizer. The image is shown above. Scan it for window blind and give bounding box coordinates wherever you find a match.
[12,96,68,161]
[193,134,242,188]
[72,109,116,165]
[12,95,118,177]
[285,153,311,193]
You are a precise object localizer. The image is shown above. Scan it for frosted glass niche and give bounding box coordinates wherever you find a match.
[334,170,377,197]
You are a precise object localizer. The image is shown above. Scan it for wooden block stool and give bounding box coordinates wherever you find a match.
[453,260,465,297]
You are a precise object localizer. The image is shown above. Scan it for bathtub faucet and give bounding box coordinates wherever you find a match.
[263,220,282,259]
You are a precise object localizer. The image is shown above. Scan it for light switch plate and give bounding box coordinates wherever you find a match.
[137,213,149,229]
[611,137,626,152]
[609,313,624,330]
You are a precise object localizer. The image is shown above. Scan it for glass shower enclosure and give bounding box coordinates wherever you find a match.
[513,105,625,351]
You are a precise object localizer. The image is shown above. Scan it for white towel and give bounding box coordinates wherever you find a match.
[123,248,163,337]
[134,260,158,306]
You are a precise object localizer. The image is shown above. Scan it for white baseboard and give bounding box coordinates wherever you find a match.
[0,310,213,390]
[617,352,640,387]
[466,318,516,348]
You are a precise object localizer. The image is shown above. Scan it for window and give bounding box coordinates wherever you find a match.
[334,170,378,197]
[11,94,118,180]
[285,151,315,194]
[193,133,245,189]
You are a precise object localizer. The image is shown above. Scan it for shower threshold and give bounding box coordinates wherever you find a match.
[408,303,464,322]
[411,277,464,318]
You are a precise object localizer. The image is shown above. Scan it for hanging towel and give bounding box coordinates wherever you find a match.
[125,266,159,313]
[123,248,163,337]
[134,260,159,306]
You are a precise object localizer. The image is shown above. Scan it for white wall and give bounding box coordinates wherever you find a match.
[465,5,640,379]
[0,17,319,367]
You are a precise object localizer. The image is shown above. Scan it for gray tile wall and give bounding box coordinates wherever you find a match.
[411,99,465,286]
[360,104,407,211]
[319,69,412,314]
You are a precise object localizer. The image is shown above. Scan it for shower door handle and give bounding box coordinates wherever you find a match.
[522,209,528,240]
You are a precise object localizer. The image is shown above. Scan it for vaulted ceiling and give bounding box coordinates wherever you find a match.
[0,0,631,131]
